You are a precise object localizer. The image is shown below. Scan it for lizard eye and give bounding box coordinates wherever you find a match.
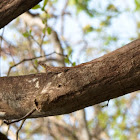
[58,84,62,88]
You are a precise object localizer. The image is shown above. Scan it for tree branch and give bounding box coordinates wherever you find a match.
[0,132,9,140]
[0,39,140,120]
[0,0,42,29]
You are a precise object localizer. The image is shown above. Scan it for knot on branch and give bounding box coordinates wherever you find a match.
[34,93,51,112]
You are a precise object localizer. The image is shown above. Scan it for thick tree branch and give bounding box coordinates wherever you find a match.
[0,132,9,140]
[0,0,42,29]
[0,39,140,120]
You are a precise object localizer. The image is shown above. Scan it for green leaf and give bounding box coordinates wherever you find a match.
[42,18,47,24]
[64,57,70,64]
[32,4,41,10]
[68,0,76,5]
[43,28,46,34]
[83,25,93,34]
[135,0,140,10]
[43,41,49,44]
[47,27,52,34]
[67,46,73,56]
[34,59,38,67]
[107,4,117,12]
[42,0,48,11]
[2,55,7,60]
[9,62,14,66]
[22,30,32,38]
[22,32,30,38]
[72,62,76,66]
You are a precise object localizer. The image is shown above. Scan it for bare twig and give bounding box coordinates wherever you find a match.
[6,125,10,136]
[39,29,46,55]
[7,52,67,76]
[16,119,26,140]
[30,35,41,47]
[4,108,36,125]
[60,0,69,36]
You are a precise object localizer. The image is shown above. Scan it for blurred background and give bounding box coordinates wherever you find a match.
[0,0,140,139]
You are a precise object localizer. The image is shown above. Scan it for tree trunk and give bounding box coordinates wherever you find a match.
[0,39,140,120]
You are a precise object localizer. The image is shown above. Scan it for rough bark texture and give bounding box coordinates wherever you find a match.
[0,39,140,120]
[0,0,42,29]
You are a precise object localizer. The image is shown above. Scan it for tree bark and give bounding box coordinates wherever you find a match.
[0,39,140,120]
[0,0,42,29]
[0,132,9,140]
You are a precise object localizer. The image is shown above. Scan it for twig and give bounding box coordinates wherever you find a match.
[16,119,26,140]
[107,100,110,106]
[4,108,36,125]
[101,100,110,108]
[7,51,67,76]
[60,0,69,36]
[6,125,10,136]
[39,28,46,55]
[30,35,40,47]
